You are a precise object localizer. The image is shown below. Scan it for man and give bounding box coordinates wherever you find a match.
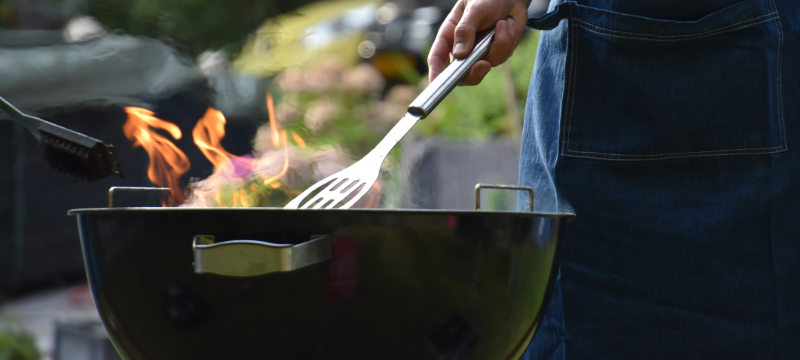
[429,0,800,359]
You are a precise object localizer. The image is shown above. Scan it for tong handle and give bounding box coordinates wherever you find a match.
[0,95,43,139]
[407,28,496,118]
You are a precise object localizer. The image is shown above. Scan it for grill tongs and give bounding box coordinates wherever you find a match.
[284,28,497,209]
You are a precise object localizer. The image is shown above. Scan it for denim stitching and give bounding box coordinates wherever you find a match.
[768,3,785,358]
[559,4,570,154]
[562,147,787,161]
[771,0,786,152]
[562,2,786,160]
[572,16,778,42]
[567,144,785,157]
[561,3,578,155]
[565,4,578,156]
[574,12,777,40]
[766,1,784,357]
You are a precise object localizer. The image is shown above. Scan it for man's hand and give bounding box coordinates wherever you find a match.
[428,0,531,85]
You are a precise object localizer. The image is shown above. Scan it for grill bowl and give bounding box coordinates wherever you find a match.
[69,207,570,360]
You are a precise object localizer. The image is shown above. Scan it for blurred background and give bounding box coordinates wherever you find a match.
[0,0,542,358]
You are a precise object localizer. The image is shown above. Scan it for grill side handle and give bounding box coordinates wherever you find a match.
[108,186,171,207]
[475,184,534,212]
[193,235,332,277]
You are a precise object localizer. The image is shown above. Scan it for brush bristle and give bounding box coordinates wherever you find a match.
[39,131,123,182]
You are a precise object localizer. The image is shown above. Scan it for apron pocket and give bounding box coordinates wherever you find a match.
[536,0,785,160]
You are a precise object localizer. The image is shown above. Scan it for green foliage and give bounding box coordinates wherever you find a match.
[284,93,382,158]
[416,68,509,140]
[85,0,318,54]
[0,318,40,360]
[485,187,512,211]
[270,59,396,159]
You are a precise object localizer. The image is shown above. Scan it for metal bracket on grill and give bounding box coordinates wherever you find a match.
[475,184,534,212]
[108,186,171,208]
[193,235,332,277]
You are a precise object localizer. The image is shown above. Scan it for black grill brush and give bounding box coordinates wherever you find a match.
[0,95,124,181]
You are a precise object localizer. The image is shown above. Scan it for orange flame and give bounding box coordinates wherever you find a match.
[266,93,281,147]
[129,91,383,209]
[292,132,306,147]
[123,107,190,205]
[259,129,290,187]
[192,107,257,180]
[188,93,293,207]
[363,182,382,209]
[192,108,235,168]
[258,94,293,188]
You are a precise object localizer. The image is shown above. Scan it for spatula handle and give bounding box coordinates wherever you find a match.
[407,28,496,118]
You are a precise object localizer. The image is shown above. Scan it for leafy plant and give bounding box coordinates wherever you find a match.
[0,317,40,360]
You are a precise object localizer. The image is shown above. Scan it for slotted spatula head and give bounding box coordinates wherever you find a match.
[284,113,421,209]
[283,158,380,210]
[284,28,497,210]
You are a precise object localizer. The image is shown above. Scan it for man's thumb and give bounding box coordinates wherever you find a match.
[452,9,481,57]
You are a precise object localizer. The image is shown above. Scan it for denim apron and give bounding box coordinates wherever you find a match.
[517,0,800,358]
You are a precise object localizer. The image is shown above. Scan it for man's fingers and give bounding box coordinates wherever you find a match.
[428,23,455,81]
[483,18,516,66]
[510,4,530,48]
[482,3,530,66]
[431,0,529,84]
[460,60,492,86]
[452,23,477,58]
[453,2,488,58]
[428,2,464,81]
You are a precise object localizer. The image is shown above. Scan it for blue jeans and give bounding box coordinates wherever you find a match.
[518,0,800,358]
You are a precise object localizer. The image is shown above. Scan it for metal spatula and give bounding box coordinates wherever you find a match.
[284,29,496,210]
